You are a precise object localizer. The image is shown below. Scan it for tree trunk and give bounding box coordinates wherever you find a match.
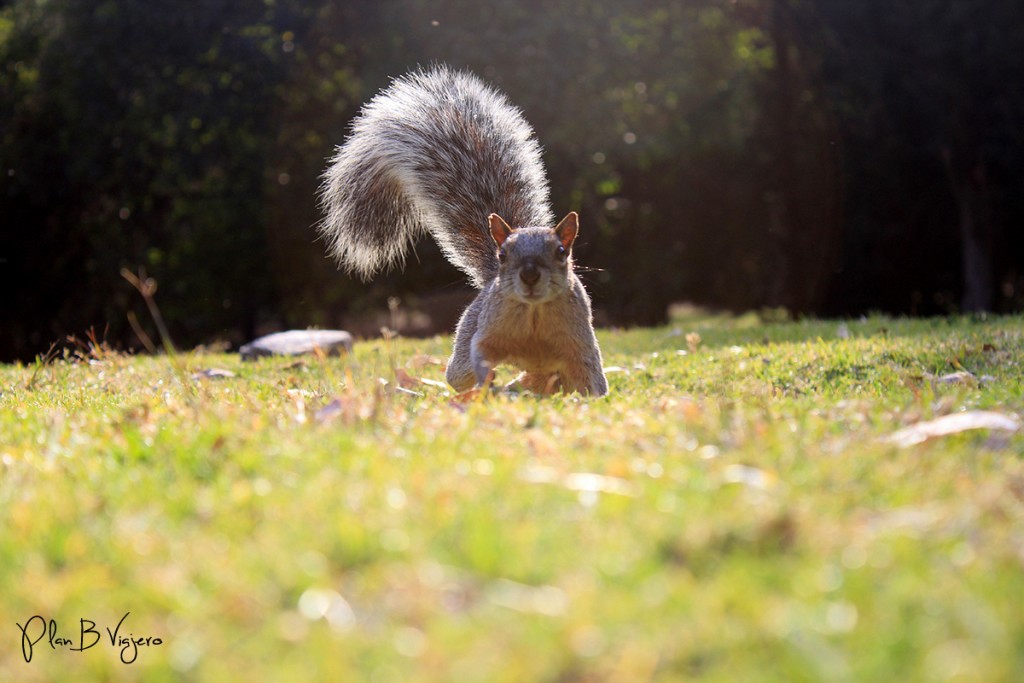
[943,148,994,312]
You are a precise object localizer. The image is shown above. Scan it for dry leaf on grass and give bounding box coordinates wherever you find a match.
[927,371,994,386]
[394,367,449,393]
[192,368,236,380]
[394,367,421,390]
[314,398,346,423]
[931,371,976,385]
[886,410,1020,448]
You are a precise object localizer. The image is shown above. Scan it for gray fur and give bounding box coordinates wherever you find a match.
[443,218,608,396]
[319,66,554,288]
[320,67,608,396]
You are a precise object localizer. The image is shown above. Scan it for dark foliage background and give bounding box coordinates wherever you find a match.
[2,0,1022,361]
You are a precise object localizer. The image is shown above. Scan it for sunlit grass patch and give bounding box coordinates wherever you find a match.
[1,315,1022,681]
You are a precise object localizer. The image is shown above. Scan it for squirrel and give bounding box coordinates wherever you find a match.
[319,66,608,396]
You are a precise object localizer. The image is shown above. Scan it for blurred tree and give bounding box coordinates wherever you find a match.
[0,0,357,359]
[814,0,1024,313]
[346,0,842,322]
[2,0,1022,362]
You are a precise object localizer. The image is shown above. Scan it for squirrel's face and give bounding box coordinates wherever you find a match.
[490,213,577,305]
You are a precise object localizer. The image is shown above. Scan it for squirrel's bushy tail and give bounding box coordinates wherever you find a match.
[319,67,554,288]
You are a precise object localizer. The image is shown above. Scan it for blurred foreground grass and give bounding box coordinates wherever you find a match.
[2,314,1023,682]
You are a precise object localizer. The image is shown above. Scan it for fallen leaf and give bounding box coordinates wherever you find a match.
[930,371,976,385]
[192,368,236,380]
[314,398,345,423]
[448,387,483,411]
[886,410,1020,448]
[390,369,452,394]
[394,367,420,390]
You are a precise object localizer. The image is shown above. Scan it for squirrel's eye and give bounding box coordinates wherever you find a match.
[498,248,506,263]
[556,245,566,259]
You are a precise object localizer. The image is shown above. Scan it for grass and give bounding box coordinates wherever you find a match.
[1,313,1023,682]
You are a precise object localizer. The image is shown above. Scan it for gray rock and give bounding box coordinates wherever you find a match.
[240,329,354,361]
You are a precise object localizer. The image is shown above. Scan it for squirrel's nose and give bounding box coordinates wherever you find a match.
[520,263,540,286]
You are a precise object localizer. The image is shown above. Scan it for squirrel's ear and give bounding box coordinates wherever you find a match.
[553,212,579,250]
[488,213,514,246]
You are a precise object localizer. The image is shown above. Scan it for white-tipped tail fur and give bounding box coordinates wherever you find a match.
[319,67,554,288]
